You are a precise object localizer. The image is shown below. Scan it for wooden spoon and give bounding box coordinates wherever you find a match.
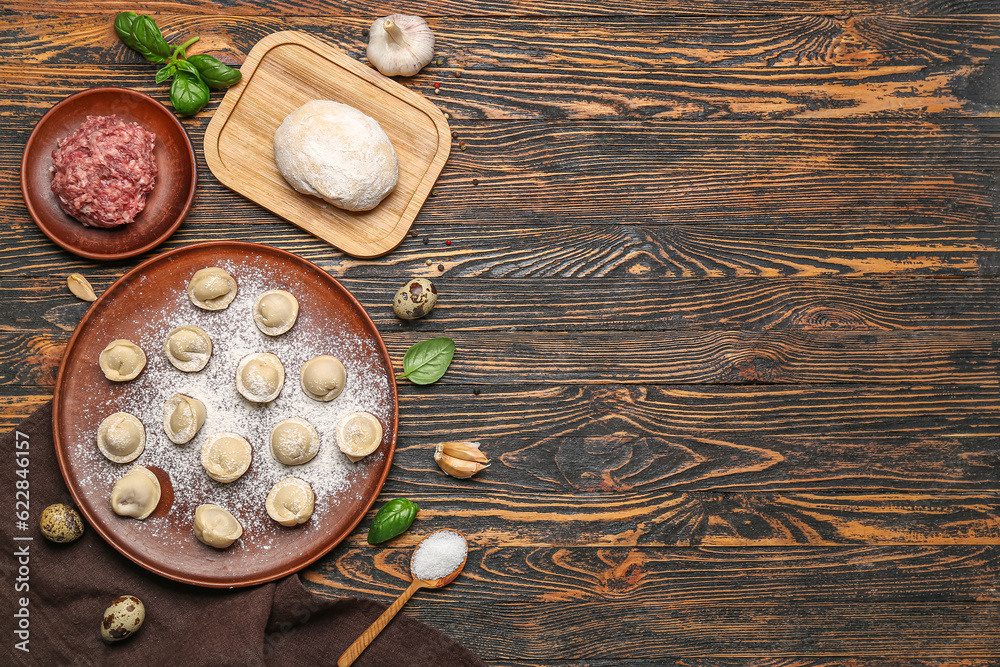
[337,533,468,667]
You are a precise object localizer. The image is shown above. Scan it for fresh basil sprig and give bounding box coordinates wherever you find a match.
[113,12,242,117]
[397,337,455,385]
[367,498,419,545]
[187,54,244,89]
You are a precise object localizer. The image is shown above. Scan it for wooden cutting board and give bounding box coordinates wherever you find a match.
[204,31,451,258]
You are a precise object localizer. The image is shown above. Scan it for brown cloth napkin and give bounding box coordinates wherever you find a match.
[2,403,486,667]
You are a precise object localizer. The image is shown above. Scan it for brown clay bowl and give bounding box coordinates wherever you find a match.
[52,242,398,587]
[21,87,196,261]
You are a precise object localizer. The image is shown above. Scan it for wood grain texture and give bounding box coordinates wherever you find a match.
[2,329,997,387]
[1,13,998,120]
[7,0,1000,16]
[4,277,1000,332]
[299,546,1000,659]
[1,4,998,663]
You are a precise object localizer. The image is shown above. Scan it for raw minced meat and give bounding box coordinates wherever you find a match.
[50,115,158,228]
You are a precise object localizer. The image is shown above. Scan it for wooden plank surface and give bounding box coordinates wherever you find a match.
[0,2,998,665]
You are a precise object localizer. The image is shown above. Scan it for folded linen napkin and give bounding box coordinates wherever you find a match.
[1,403,485,667]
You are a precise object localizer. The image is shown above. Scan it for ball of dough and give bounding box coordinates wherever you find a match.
[273,100,399,212]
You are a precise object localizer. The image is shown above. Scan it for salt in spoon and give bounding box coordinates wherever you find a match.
[337,530,468,667]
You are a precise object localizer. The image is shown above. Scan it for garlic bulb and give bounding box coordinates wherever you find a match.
[367,14,435,77]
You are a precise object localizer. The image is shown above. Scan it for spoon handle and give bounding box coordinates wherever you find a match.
[337,580,423,667]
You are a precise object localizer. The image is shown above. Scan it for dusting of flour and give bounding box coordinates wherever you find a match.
[67,257,394,560]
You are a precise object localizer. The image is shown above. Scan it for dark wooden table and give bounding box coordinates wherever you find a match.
[2,2,998,664]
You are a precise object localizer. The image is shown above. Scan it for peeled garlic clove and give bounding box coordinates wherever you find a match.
[436,441,489,464]
[434,451,489,478]
[67,273,98,302]
[367,14,435,77]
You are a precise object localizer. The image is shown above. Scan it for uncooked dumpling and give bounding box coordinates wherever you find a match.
[236,353,285,403]
[300,355,346,402]
[164,325,213,372]
[193,504,243,548]
[201,432,252,483]
[187,267,238,311]
[99,339,146,381]
[162,393,207,445]
[265,477,315,526]
[253,290,299,336]
[336,411,383,462]
[97,412,145,463]
[270,417,320,465]
[110,466,161,520]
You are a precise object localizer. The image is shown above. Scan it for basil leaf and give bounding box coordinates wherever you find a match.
[174,59,201,77]
[154,64,177,84]
[129,15,171,63]
[114,12,140,49]
[399,337,455,385]
[367,498,419,545]
[186,54,242,89]
[169,71,210,116]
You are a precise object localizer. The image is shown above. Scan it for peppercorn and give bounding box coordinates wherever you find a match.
[472,178,479,186]
[437,264,444,271]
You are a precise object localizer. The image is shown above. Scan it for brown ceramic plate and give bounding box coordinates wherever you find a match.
[53,242,398,587]
[21,87,196,261]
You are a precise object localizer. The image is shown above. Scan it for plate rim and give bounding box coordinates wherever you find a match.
[52,241,399,587]
[20,86,197,261]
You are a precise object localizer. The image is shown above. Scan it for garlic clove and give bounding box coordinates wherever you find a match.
[68,273,98,302]
[434,451,489,478]
[367,13,435,77]
[436,441,489,464]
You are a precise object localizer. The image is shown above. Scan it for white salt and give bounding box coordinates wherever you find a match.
[410,530,468,581]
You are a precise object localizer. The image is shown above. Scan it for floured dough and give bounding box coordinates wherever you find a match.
[162,393,207,445]
[336,411,383,462]
[201,432,253,483]
[265,477,315,527]
[272,100,398,212]
[193,504,243,548]
[187,267,238,311]
[253,290,299,336]
[164,325,213,372]
[236,353,285,403]
[270,417,320,466]
[110,466,161,520]
[300,355,346,402]
[97,412,145,463]
[99,339,146,381]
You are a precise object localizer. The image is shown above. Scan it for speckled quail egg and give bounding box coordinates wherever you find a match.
[101,595,145,643]
[393,278,438,320]
[39,503,85,543]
